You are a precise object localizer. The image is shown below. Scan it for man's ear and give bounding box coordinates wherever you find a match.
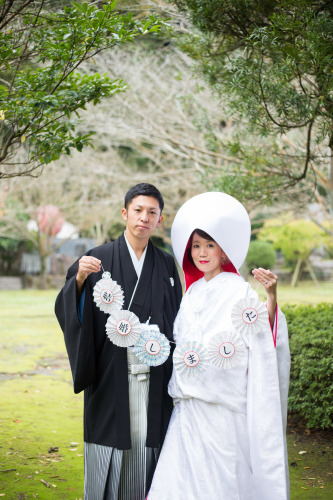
[121,208,127,221]
[157,215,164,227]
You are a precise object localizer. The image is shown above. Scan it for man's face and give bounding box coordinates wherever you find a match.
[121,195,163,242]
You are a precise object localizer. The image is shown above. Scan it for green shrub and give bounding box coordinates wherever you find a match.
[245,240,276,270]
[282,303,333,430]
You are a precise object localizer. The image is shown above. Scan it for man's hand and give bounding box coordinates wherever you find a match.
[76,256,101,295]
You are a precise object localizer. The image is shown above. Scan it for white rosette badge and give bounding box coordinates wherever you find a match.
[173,341,209,377]
[105,310,141,348]
[231,297,268,336]
[208,331,245,369]
[133,325,171,367]
[93,271,124,315]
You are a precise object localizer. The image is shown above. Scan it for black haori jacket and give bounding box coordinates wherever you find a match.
[55,233,182,450]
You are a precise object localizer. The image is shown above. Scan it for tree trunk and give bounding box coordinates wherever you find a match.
[328,141,333,215]
[39,253,47,290]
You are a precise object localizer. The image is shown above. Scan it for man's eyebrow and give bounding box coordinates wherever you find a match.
[134,204,159,210]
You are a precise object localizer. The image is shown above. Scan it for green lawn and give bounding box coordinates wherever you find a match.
[0,287,332,499]
[252,279,333,306]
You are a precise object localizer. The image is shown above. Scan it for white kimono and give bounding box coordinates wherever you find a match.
[148,272,290,500]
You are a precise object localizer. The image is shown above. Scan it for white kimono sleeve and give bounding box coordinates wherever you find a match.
[247,319,289,500]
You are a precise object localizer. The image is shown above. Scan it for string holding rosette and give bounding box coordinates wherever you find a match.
[231,297,268,336]
[208,331,245,369]
[173,341,209,377]
[133,324,171,367]
[93,271,125,314]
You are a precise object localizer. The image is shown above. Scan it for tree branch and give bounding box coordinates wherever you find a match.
[289,118,315,182]
[0,0,35,30]
[258,54,314,130]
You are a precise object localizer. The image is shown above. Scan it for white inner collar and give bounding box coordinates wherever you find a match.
[124,231,148,278]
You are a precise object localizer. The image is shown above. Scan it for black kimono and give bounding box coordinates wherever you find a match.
[55,233,182,450]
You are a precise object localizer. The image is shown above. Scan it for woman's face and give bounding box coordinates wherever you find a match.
[191,232,225,281]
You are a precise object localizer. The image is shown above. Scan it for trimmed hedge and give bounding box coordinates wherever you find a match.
[246,240,276,270]
[282,303,333,430]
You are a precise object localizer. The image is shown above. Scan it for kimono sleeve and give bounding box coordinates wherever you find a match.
[55,262,96,394]
[246,284,291,425]
[272,307,290,430]
[247,324,289,500]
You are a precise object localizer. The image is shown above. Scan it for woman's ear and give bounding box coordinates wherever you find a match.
[221,252,230,265]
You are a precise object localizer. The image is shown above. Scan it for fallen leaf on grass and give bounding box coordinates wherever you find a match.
[301,487,308,489]
[304,467,310,469]
[77,454,83,457]
[68,448,78,452]
[0,494,5,497]
[41,479,50,488]
[48,447,59,453]
[13,419,20,423]
[299,451,307,454]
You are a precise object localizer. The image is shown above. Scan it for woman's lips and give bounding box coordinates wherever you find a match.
[199,260,209,264]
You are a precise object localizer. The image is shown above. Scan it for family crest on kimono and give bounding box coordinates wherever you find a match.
[55,183,182,500]
[148,192,290,500]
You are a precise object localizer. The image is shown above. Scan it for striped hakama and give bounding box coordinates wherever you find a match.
[84,348,159,500]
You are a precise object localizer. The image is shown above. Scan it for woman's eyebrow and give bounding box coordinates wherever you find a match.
[192,239,214,243]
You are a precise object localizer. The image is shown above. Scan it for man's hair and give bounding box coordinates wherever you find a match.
[124,183,164,212]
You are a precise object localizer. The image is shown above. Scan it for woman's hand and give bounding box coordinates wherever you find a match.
[252,268,278,296]
[252,268,278,326]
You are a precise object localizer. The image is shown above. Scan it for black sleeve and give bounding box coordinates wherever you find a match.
[54,259,96,394]
[172,258,183,307]
[165,253,183,309]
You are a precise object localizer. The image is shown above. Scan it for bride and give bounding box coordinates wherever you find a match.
[148,192,290,500]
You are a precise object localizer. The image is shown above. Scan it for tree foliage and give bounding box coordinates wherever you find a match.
[258,217,325,265]
[245,240,276,270]
[0,0,161,178]
[0,42,228,285]
[284,303,333,430]
[172,0,333,214]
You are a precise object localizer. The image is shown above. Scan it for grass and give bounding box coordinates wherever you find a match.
[0,286,332,499]
[0,291,84,499]
[251,279,333,306]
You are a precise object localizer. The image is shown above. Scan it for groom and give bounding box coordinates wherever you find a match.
[55,183,182,499]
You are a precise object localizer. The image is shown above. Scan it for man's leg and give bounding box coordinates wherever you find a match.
[84,443,122,500]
